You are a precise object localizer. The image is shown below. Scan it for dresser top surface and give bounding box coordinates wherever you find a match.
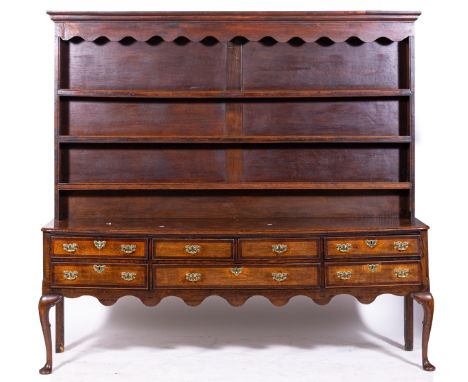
[43,217,428,235]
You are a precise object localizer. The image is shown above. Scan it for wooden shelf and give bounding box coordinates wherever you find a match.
[43,216,428,235]
[58,88,412,99]
[58,136,412,144]
[58,182,411,191]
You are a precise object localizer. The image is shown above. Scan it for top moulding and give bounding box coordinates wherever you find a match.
[49,11,420,42]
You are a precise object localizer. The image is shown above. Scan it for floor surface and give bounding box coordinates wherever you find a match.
[37,295,438,382]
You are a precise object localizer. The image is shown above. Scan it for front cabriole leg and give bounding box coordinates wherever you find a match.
[412,292,436,371]
[38,294,63,375]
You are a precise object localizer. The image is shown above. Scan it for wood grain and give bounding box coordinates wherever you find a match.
[52,263,148,288]
[154,265,319,288]
[326,236,420,258]
[326,261,421,287]
[52,237,146,258]
[239,239,319,259]
[40,11,433,374]
[154,240,233,259]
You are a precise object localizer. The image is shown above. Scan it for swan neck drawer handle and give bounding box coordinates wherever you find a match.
[63,270,78,280]
[394,241,409,251]
[336,270,353,280]
[272,244,288,254]
[62,243,78,253]
[121,272,137,281]
[394,268,410,278]
[336,243,352,253]
[272,272,288,282]
[120,244,137,254]
[185,272,202,282]
[185,244,201,255]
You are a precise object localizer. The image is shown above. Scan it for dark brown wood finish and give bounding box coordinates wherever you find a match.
[154,264,320,288]
[154,239,233,259]
[326,236,420,258]
[239,239,319,259]
[404,294,413,351]
[52,237,147,258]
[40,11,434,374]
[38,294,63,374]
[412,292,436,371]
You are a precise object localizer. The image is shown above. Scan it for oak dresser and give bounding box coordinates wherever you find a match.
[39,11,435,374]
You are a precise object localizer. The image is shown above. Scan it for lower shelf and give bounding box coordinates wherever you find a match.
[57,182,411,191]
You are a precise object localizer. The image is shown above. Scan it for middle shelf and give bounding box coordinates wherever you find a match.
[57,88,412,99]
[58,136,412,144]
[57,182,412,191]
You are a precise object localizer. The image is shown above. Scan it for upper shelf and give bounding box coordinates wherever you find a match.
[57,182,411,191]
[49,11,419,43]
[58,136,412,144]
[58,89,412,99]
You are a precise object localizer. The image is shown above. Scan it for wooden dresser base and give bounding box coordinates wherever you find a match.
[39,219,435,374]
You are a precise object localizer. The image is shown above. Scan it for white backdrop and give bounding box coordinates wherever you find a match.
[0,1,466,381]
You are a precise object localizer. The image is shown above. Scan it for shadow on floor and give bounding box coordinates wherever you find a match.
[56,294,423,372]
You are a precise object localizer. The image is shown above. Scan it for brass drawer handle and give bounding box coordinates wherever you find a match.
[120,244,137,254]
[272,244,288,254]
[121,272,137,281]
[394,241,409,251]
[93,264,106,273]
[62,243,78,253]
[230,267,243,276]
[336,243,352,253]
[185,244,201,255]
[365,239,378,249]
[272,272,288,282]
[186,272,202,282]
[63,270,78,280]
[336,270,353,280]
[367,264,379,272]
[394,268,410,278]
[93,240,106,250]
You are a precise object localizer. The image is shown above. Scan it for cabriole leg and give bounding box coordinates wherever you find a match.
[404,294,413,351]
[39,294,63,375]
[412,292,436,371]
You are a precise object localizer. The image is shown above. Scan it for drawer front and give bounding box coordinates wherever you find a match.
[154,265,319,288]
[52,237,146,258]
[240,239,319,259]
[326,236,419,258]
[326,261,421,287]
[52,263,148,288]
[154,240,233,259]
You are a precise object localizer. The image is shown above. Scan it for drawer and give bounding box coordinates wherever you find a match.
[153,240,233,259]
[326,236,419,258]
[52,263,148,288]
[154,265,319,288]
[326,261,421,287]
[52,237,146,258]
[239,239,319,259]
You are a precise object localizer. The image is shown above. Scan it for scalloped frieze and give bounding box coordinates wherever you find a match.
[56,287,423,307]
[56,21,414,43]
